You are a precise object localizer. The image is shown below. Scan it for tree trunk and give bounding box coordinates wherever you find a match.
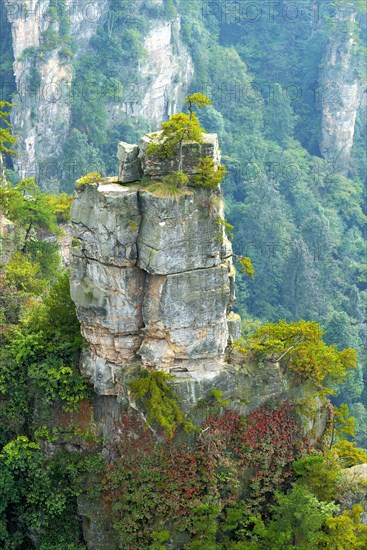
[178,140,183,172]
[22,222,33,253]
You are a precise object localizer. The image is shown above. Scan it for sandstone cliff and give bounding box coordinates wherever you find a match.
[70,133,240,395]
[319,5,366,175]
[3,0,193,188]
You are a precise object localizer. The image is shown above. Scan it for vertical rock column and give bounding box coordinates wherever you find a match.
[137,189,233,377]
[70,183,144,394]
[70,133,241,395]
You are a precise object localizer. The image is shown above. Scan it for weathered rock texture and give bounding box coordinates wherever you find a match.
[319,5,366,175]
[3,1,193,189]
[3,0,108,187]
[70,133,239,395]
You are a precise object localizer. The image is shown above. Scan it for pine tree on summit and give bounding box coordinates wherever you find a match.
[185,93,213,121]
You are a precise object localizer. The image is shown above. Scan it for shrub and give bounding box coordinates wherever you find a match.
[333,440,367,468]
[104,414,219,547]
[75,172,101,186]
[204,402,306,505]
[240,320,357,387]
[145,171,192,199]
[129,369,195,437]
[193,157,226,189]
[293,452,342,502]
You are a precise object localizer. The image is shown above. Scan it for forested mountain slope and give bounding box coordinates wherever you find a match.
[1,1,367,547]
[2,0,365,438]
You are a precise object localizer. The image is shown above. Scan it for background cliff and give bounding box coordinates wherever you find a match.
[1,0,366,446]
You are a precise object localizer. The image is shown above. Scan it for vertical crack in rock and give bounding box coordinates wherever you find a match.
[70,133,242,395]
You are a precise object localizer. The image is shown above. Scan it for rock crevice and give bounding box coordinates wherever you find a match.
[70,133,241,394]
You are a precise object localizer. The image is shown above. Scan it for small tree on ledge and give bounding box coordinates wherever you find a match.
[185,92,213,121]
[147,112,205,172]
[145,94,226,196]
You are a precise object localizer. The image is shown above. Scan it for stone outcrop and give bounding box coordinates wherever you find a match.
[4,0,109,187]
[70,133,239,395]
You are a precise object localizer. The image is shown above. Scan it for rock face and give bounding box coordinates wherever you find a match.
[3,1,193,189]
[319,5,365,175]
[3,0,108,187]
[131,17,194,124]
[70,133,238,394]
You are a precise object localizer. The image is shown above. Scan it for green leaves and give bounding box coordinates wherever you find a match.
[145,171,192,199]
[130,370,195,438]
[242,320,357,387]
[193,157,227,189]
[0,101,17,157]
[146,110,206,173]
[75,172,101,186]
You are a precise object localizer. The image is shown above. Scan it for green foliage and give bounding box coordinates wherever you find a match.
[2,178,59,254]
[333,440,367,468]
[0,440,95,548]
[185,504,221,549]
[1,273,86,418]
[4,252,45,294]
[0,101,17,157]
[256,484,338,549]
[104,414,219,547]
[185,93,213,120]
[28,358,89,412]
[193,157,226,189]
[147,112,205,171]
[47,193,72,222]
[150,530,170,549]
[322,504,367,549]
[75,172,101,186]
[333,404,356,440]
[264,83,295,147]
[216,216,234,242]
[293,452,342,502]
[242,320,357,387]
[130,370,195,437]
[236,256,255,280]
[145,171,192,199]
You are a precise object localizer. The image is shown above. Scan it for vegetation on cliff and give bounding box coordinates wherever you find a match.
[0,5,366,543]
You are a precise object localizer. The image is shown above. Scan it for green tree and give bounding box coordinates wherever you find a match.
[322,505,367,549]
[242,320,357,388]
[0,101,17,184]
[293,452,342,502]
[264,84,295,147]
[6,178,58,253]
[185,93,213,121]
[193,157,226,189]
[147,112,205,172]
[258,484,338,549]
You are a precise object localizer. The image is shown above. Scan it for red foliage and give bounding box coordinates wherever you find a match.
[103,403,307,545]
[204,401,306,503]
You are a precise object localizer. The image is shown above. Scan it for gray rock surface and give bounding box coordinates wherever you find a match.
[70,134,238,393]
[139,132,220,178]
[117,142,142,183]
[319,5,365,175]
[137,189,223,274]
[4,3,193,190]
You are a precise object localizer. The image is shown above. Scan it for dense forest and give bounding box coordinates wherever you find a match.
[0,0,366,548]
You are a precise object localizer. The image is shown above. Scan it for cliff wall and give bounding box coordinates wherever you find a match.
[319,5,366,175]
[70,133,240,396]
[3,0,193,188]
